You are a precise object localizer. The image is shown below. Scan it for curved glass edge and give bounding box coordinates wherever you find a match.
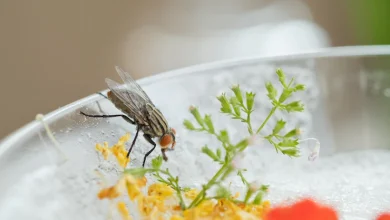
[1,45,390,154]
[136,45,390,85]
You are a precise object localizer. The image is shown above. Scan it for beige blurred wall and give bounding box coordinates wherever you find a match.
[0,0,351,139]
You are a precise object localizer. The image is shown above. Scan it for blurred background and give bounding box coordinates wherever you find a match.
[0,0,389,139]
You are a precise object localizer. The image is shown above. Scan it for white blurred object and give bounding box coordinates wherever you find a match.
[122,0,330,77]
[260,20,330,56]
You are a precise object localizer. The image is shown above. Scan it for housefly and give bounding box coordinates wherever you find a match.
[80,66,176,167]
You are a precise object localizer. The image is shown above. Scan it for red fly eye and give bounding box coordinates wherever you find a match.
[160,134,173,148]
[171,128,176,135]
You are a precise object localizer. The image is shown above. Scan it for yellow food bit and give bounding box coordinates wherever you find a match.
[183,200,215,218]
[148,183,174,200]
[97,173,147,202]
[118,133,131,144]
[232,192,240,199]
[136,176,148,187]
[170,215,185,220]
[180,199,270,220]
[117,201,132,220]
[146,206,165,220]
[238,202,271,218]
[263,200,271,209]
[95,133,131,168]
[138,195,167,216]
[126,181,142,201]
[124,176,147,201]
[95,142,111,160]
[184,189,199,200]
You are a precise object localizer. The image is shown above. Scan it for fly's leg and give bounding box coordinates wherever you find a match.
[95,92,108,113]
[80,111,135,125]
[142,134,158,167]
[161,149,168,161]
[127,126,141,158]
[81,110,139,159]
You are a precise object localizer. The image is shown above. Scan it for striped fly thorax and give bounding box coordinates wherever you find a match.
[144,103,168,137]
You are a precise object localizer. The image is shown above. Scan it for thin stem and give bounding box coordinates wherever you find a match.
[173,182,186,209]
[188,164,229,208]
[239,103,254,135]
[194,192,207,207]
[287,77,295,88]
[155,174,171,186]
[246,110,254,135]
[174,182,186,209]
[159,170,187,209]
[202,128,230,149]
[240,103,248,113]
[237,170,249,186]
[243,188,253,204]
[266,137,280,153]
[256,107,277,134]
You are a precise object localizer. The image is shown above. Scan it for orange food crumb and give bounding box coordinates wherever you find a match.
[97,186,120,200]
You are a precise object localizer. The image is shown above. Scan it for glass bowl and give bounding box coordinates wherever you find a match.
[1,45,390,220]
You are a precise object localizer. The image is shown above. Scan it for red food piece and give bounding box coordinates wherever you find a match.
[377,213,390,220]
[265,198,338,220]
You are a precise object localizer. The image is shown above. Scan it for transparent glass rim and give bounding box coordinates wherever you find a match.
[1,45,390,156]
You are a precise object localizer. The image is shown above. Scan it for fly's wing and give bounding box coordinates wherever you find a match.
[114,66,154,106]
[105,78,149,125]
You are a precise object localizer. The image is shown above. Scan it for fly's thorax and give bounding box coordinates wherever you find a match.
[145,103,169,137]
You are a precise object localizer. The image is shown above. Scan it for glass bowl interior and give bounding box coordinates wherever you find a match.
[1,46,390,219]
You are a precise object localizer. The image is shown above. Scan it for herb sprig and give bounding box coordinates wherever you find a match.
[124,68,314,210]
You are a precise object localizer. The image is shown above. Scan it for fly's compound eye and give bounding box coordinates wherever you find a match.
[160,134,173,149]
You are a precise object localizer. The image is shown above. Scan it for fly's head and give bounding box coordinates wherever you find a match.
[159,128,176,157]
[159,128,176,161]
